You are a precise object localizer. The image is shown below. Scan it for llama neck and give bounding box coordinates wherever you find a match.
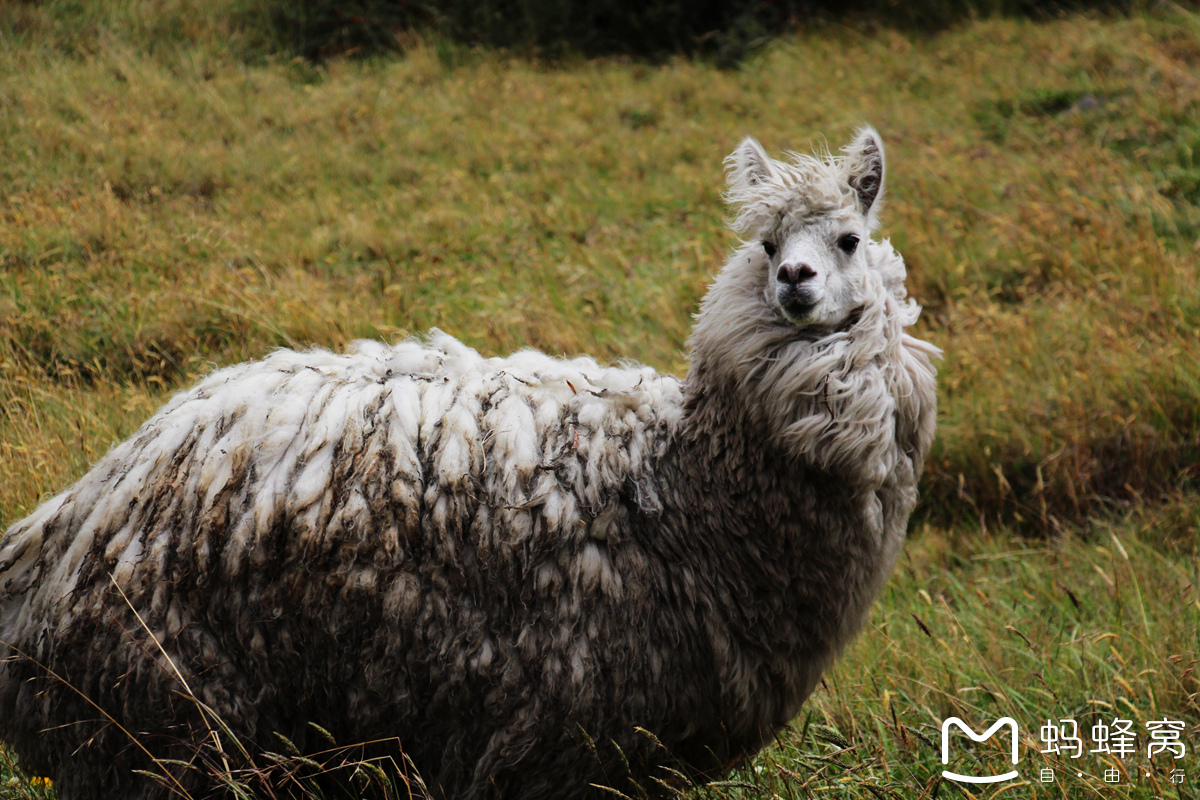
[654,382,895,756]
[653,262,939,754]
[668,376,892,645]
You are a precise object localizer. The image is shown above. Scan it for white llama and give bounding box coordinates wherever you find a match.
[0,127,938,799]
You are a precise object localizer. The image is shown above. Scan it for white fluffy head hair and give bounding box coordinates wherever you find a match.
[689,127,935,488]
[718,127,888,331]
[725,126,886,234]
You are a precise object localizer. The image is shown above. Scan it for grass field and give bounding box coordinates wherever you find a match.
[1,2,1198,797]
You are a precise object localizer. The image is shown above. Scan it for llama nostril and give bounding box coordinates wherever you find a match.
[777,264,817,284]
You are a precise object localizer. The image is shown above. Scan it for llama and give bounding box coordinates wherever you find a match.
[0,127,938,799]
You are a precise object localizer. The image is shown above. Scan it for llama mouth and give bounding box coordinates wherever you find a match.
[776,285,820,323]
[780,299,818,323]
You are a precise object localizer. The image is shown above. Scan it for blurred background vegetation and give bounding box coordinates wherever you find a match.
[0,0,1168,63]
[255,0,1149,63]
[0,0,1197,796]
[3,0,1198,534]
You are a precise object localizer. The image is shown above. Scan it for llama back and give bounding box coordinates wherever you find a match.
[0,331,688,797]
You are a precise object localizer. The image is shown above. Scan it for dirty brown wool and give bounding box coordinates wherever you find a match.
[0,129,938,800]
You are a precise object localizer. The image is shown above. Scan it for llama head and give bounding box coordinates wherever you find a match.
[724,127,886,329]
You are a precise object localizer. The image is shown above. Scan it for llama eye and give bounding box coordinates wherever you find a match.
[837,234,860,255]
[762,241,777,258]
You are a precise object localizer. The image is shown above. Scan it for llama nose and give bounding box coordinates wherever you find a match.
[777,263,817,285]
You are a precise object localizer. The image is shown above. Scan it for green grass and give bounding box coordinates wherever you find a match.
[710,521,1200,800]
[1,2,1199,798]
[9,521,1196,799]
[4,5,1200,530]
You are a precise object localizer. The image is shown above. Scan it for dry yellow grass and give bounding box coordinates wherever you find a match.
[3,10,1199,530]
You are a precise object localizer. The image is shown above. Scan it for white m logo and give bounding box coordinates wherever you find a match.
[941,717,1020,784]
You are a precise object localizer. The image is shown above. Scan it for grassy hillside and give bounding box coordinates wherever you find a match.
[2,7,1199,531]
[0,2,1198,798]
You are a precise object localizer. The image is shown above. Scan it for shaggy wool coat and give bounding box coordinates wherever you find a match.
[0,143,938,800]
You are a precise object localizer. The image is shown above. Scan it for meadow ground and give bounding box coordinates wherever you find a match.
[0,3,1198,797]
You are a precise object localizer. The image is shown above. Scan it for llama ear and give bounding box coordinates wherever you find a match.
[843,126,886,229]
[726,136,776,193]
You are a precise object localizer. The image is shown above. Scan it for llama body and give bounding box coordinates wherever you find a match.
[0,129,938,799]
